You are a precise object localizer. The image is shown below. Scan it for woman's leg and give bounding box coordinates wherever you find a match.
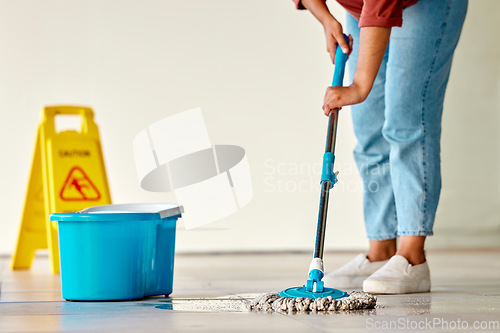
[368,239,397,261]
[397,236,426,264]
[383,0,468,263]
[346,13,397,258]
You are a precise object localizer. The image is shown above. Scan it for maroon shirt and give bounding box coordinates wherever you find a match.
[293,0,419,27]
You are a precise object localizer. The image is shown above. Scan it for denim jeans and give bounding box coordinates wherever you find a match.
[344,0,468,240]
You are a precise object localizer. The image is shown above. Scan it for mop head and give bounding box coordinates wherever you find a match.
[249,291,377,312]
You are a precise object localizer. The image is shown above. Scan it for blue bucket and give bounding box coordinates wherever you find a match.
[50,203,183,301]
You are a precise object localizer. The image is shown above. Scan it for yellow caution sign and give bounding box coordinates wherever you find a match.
[12,106,111,273]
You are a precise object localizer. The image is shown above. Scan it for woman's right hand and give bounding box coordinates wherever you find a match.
[323,18,353,64]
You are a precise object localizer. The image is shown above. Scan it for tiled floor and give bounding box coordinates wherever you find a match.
[1,250,500,332]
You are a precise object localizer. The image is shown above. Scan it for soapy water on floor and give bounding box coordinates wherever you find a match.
[156,298,249,312]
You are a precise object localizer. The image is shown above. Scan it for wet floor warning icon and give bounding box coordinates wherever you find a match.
[60,166,101,201]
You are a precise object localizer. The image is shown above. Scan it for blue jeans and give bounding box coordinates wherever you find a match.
[345,0,468,240]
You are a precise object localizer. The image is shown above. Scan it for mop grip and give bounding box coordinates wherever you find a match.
[331,34,349,88]
[320,152,337,189]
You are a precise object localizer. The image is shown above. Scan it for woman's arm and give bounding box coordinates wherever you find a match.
[299,0,391,114]
[322,26,391,115]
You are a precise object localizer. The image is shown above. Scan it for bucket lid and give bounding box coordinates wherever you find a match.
[50,203,183,222]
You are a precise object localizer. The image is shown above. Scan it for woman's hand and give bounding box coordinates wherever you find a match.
[323,18,353,64]
[299,0,353,63]
[322,83,367,116]
[323,27,392,116]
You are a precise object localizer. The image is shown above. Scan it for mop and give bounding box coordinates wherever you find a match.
[250,36,377,312]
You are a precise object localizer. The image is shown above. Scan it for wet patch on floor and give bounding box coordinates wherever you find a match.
[141,294,256,313]
[155,298,249,312]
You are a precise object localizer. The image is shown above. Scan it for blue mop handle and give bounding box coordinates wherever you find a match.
[331,34,349,88]
[314,34,349,259]
[308,35,350,293]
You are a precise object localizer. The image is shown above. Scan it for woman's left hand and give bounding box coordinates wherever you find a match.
[322,83,367,116]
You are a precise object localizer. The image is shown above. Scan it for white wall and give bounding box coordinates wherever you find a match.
[429,0,500,249]
[1,0,498,255]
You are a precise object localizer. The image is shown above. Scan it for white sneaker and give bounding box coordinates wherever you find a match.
[363,255,431,294]
[323,254,389,289]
